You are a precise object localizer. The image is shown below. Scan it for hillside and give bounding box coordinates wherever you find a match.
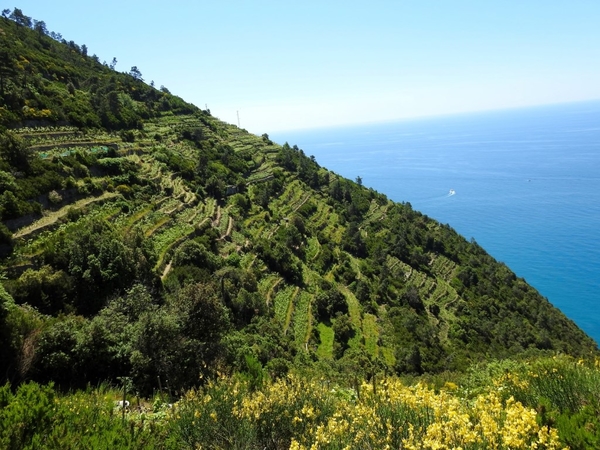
[0,9,596,395]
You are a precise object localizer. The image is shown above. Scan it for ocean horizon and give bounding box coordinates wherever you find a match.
[273,100,600,345]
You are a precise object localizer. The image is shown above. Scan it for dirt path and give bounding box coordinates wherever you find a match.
[161,260,173,280]
[292,193,311,213]
[218,216,234,240]
[212,205,221,227]
[310,238,322,262]
[283,287,300,335]
[226,216,233,236]
[266,278,283,307]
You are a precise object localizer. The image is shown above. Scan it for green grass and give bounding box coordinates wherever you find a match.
[362,313,379,358]
[339,286,362,329]
[292,291,312,347]
[316,322,334,360]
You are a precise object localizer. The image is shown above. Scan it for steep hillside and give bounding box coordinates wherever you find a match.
[0,10,596,393]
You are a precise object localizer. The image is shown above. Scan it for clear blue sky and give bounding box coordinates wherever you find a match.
[10,1,600,134]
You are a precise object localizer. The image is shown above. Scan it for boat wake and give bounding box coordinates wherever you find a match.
[416,190,456,205]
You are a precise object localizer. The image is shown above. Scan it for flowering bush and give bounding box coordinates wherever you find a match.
[6,356,600,449]
[169,373,564,450]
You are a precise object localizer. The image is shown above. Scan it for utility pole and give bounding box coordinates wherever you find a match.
[237,110,241,128]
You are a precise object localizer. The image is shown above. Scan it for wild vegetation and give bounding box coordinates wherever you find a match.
[3,356,600,449]
[0,8,599,448]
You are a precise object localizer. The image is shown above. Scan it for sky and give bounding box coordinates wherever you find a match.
[8,1,600,134]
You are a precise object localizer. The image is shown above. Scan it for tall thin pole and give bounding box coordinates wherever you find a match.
[237,110,240,128]
[122,381,127,423]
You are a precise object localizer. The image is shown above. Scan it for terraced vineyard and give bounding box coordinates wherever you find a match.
[274,285,297,328]
[5,111,572,373]
[2,13,596,401]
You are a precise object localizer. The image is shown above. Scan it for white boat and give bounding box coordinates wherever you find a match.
[449,189,455,195]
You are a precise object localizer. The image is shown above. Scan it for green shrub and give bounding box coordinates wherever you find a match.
[0,382,56,449]
[0,382,170,449]
[48,190,63,205]
[116,184,132,197]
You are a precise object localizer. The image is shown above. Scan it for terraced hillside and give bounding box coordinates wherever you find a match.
[0,12,596,393]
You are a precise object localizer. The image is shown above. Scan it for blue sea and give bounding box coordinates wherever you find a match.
[272,100,600,345]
